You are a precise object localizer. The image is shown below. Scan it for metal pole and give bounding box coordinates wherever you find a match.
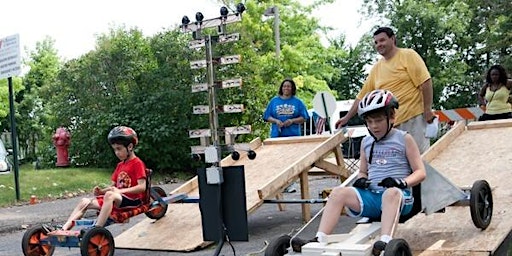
[7,77,20,201]
[320,93,332,134]
[273,6,281,57]
[206,36,220,149]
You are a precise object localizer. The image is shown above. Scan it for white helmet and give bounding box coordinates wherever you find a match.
[357,89,399,117]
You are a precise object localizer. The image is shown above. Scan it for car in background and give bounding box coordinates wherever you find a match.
[305,100,369,138]
[0,139,11,174]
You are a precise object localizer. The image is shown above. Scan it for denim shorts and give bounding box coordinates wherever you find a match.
[346,187,413,219]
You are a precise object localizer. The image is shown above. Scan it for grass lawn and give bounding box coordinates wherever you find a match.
[0,164,190,207]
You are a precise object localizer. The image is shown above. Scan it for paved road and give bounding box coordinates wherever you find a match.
[0,176,356,256]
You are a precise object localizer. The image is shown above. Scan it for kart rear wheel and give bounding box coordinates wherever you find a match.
[80,226,114,256]
[264,234,291,256]
[145,186,168,220]
[21,224,55,256]
[470,180,493,230]
[384,238,412,256]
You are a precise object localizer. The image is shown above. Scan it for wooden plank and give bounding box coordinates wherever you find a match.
[116,134,346,251]
[299,170,311,222]
[422,120,465,163]
[395,124,512,255]
[466,118,512,130]
[262,133,346,145]
[313,158,349,177]
[257,131,346,200]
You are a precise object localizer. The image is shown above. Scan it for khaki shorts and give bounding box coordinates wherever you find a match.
[396,114,429,154]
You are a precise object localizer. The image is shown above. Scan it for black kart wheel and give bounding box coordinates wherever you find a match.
[231,151,240,160]
[383,238,412,256]
[470,180,493,230]
[21,224,55,256]
[80,226,114,256]
[145,186,168,220]
[264,234,291,256]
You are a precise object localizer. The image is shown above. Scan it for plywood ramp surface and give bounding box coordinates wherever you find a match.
[115,134,345,251]
[396,120,512,255]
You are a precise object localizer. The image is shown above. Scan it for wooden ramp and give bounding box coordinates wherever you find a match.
[115,132,348,251]
[396,119,512,255]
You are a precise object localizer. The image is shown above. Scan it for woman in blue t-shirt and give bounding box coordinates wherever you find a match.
[263,78,309,137]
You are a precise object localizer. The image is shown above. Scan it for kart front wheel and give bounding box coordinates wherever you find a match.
[384,238,412,256]
[21,224,55,256]
[80,226,114,256]
[264,234,291,256]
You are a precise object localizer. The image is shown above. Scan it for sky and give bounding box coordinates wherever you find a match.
[2,0,375,61]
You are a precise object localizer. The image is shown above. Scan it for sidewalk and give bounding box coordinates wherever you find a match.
[0,183,180,234]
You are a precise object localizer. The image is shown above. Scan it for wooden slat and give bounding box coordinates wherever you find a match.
[116,134,347,251]
[313,158,348,177]
[422,120,465,163]
[466,118,512,130]
[257,132,346,200]
[396,124,512,255]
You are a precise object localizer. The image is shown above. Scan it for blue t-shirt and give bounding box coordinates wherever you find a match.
[263,96,309,137]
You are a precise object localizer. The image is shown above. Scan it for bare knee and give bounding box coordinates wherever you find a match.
[78,198,93,209]
[383,188,402,201]
[329,187,352,203]
[103,191,120,203]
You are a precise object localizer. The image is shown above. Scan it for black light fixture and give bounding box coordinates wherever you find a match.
[182,16,190,26]
[236,3,246,14]
[195,12,204,23]
[220,6,229,18]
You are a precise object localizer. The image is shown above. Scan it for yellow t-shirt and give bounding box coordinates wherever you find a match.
[357,48,431,125]
[485,86,512,115]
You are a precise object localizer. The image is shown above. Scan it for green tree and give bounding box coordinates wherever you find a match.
[362,0,512,110]
[18,37,61,162]
[327,34,374,100]
[38,0,350,173]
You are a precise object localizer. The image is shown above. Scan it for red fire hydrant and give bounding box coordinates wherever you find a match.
[53,126,70,167]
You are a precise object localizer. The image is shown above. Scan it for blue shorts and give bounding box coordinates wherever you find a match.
[346,187,414,219]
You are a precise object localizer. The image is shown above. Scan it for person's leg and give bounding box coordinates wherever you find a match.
[95,191,122,227]
[62,197,100,230]
[291,187,361,252]
[380,188,403,238]
[373,188,413,255]
[318,186,361,235]
[396,114,429,154]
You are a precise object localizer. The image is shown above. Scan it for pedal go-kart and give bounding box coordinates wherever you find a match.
[21,169,185,256]
[264,163,493,256]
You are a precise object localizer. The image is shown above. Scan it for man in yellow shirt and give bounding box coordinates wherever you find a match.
[336,27,434,153]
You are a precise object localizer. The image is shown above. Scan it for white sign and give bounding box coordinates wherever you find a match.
[0,34,21,79]
[313,91,337,118]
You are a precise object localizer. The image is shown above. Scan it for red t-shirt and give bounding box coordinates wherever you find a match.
[111,156,146,201]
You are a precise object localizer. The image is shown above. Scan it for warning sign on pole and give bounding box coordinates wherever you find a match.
[0,34,21,79]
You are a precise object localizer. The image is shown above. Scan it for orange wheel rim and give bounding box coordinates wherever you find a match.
[87,234,112,256]
[152,206,164,215]
[28,232,52,255]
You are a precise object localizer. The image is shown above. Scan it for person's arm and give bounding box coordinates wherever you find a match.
[335,99,361,128]
[118,178,146,194]
[284,116,305,126]
[477,84,488,106]
[421,79,435,123]
[94,181,116,195]
[403,134,426,187]
[357,142,368,178]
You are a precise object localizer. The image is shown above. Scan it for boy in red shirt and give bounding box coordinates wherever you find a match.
[60,126,147,230]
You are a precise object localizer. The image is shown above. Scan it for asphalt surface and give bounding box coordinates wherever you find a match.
[0,175,357,256]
